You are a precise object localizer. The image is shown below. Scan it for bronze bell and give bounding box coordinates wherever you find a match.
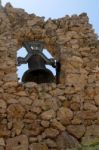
[22,55,55,83]
[17,41,56,84]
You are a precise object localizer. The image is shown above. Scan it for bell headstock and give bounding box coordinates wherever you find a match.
[23,41,44,52]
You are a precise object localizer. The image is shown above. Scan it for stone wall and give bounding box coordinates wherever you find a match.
[0,3,99,150]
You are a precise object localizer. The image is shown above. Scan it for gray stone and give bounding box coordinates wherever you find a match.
[56,131,80,149]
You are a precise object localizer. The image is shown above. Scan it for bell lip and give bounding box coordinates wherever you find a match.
[22,68,55,83]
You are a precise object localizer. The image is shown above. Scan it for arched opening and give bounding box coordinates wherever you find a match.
[17,43,57,83]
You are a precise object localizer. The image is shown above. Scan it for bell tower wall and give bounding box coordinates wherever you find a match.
[0,3,99,150]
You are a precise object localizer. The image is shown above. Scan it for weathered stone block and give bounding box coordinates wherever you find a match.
[29,143,48,150]
[6,135,28,150]
[57,107,73,125]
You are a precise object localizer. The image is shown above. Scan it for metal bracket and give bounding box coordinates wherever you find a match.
[17,41,56,67]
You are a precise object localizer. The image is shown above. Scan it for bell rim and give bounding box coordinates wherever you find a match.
[22,68,55,83]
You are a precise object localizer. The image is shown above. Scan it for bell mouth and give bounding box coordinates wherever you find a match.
[22,68,55,84]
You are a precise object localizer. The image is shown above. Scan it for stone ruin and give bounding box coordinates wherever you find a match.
[0,3,99,150]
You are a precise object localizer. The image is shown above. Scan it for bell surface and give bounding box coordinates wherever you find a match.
[21,53,55,84]
[22,68,55,84]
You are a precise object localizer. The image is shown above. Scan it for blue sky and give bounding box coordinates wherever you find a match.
[2,0,99,80]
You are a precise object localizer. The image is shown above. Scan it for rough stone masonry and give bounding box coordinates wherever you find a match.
[0,3,99,150]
